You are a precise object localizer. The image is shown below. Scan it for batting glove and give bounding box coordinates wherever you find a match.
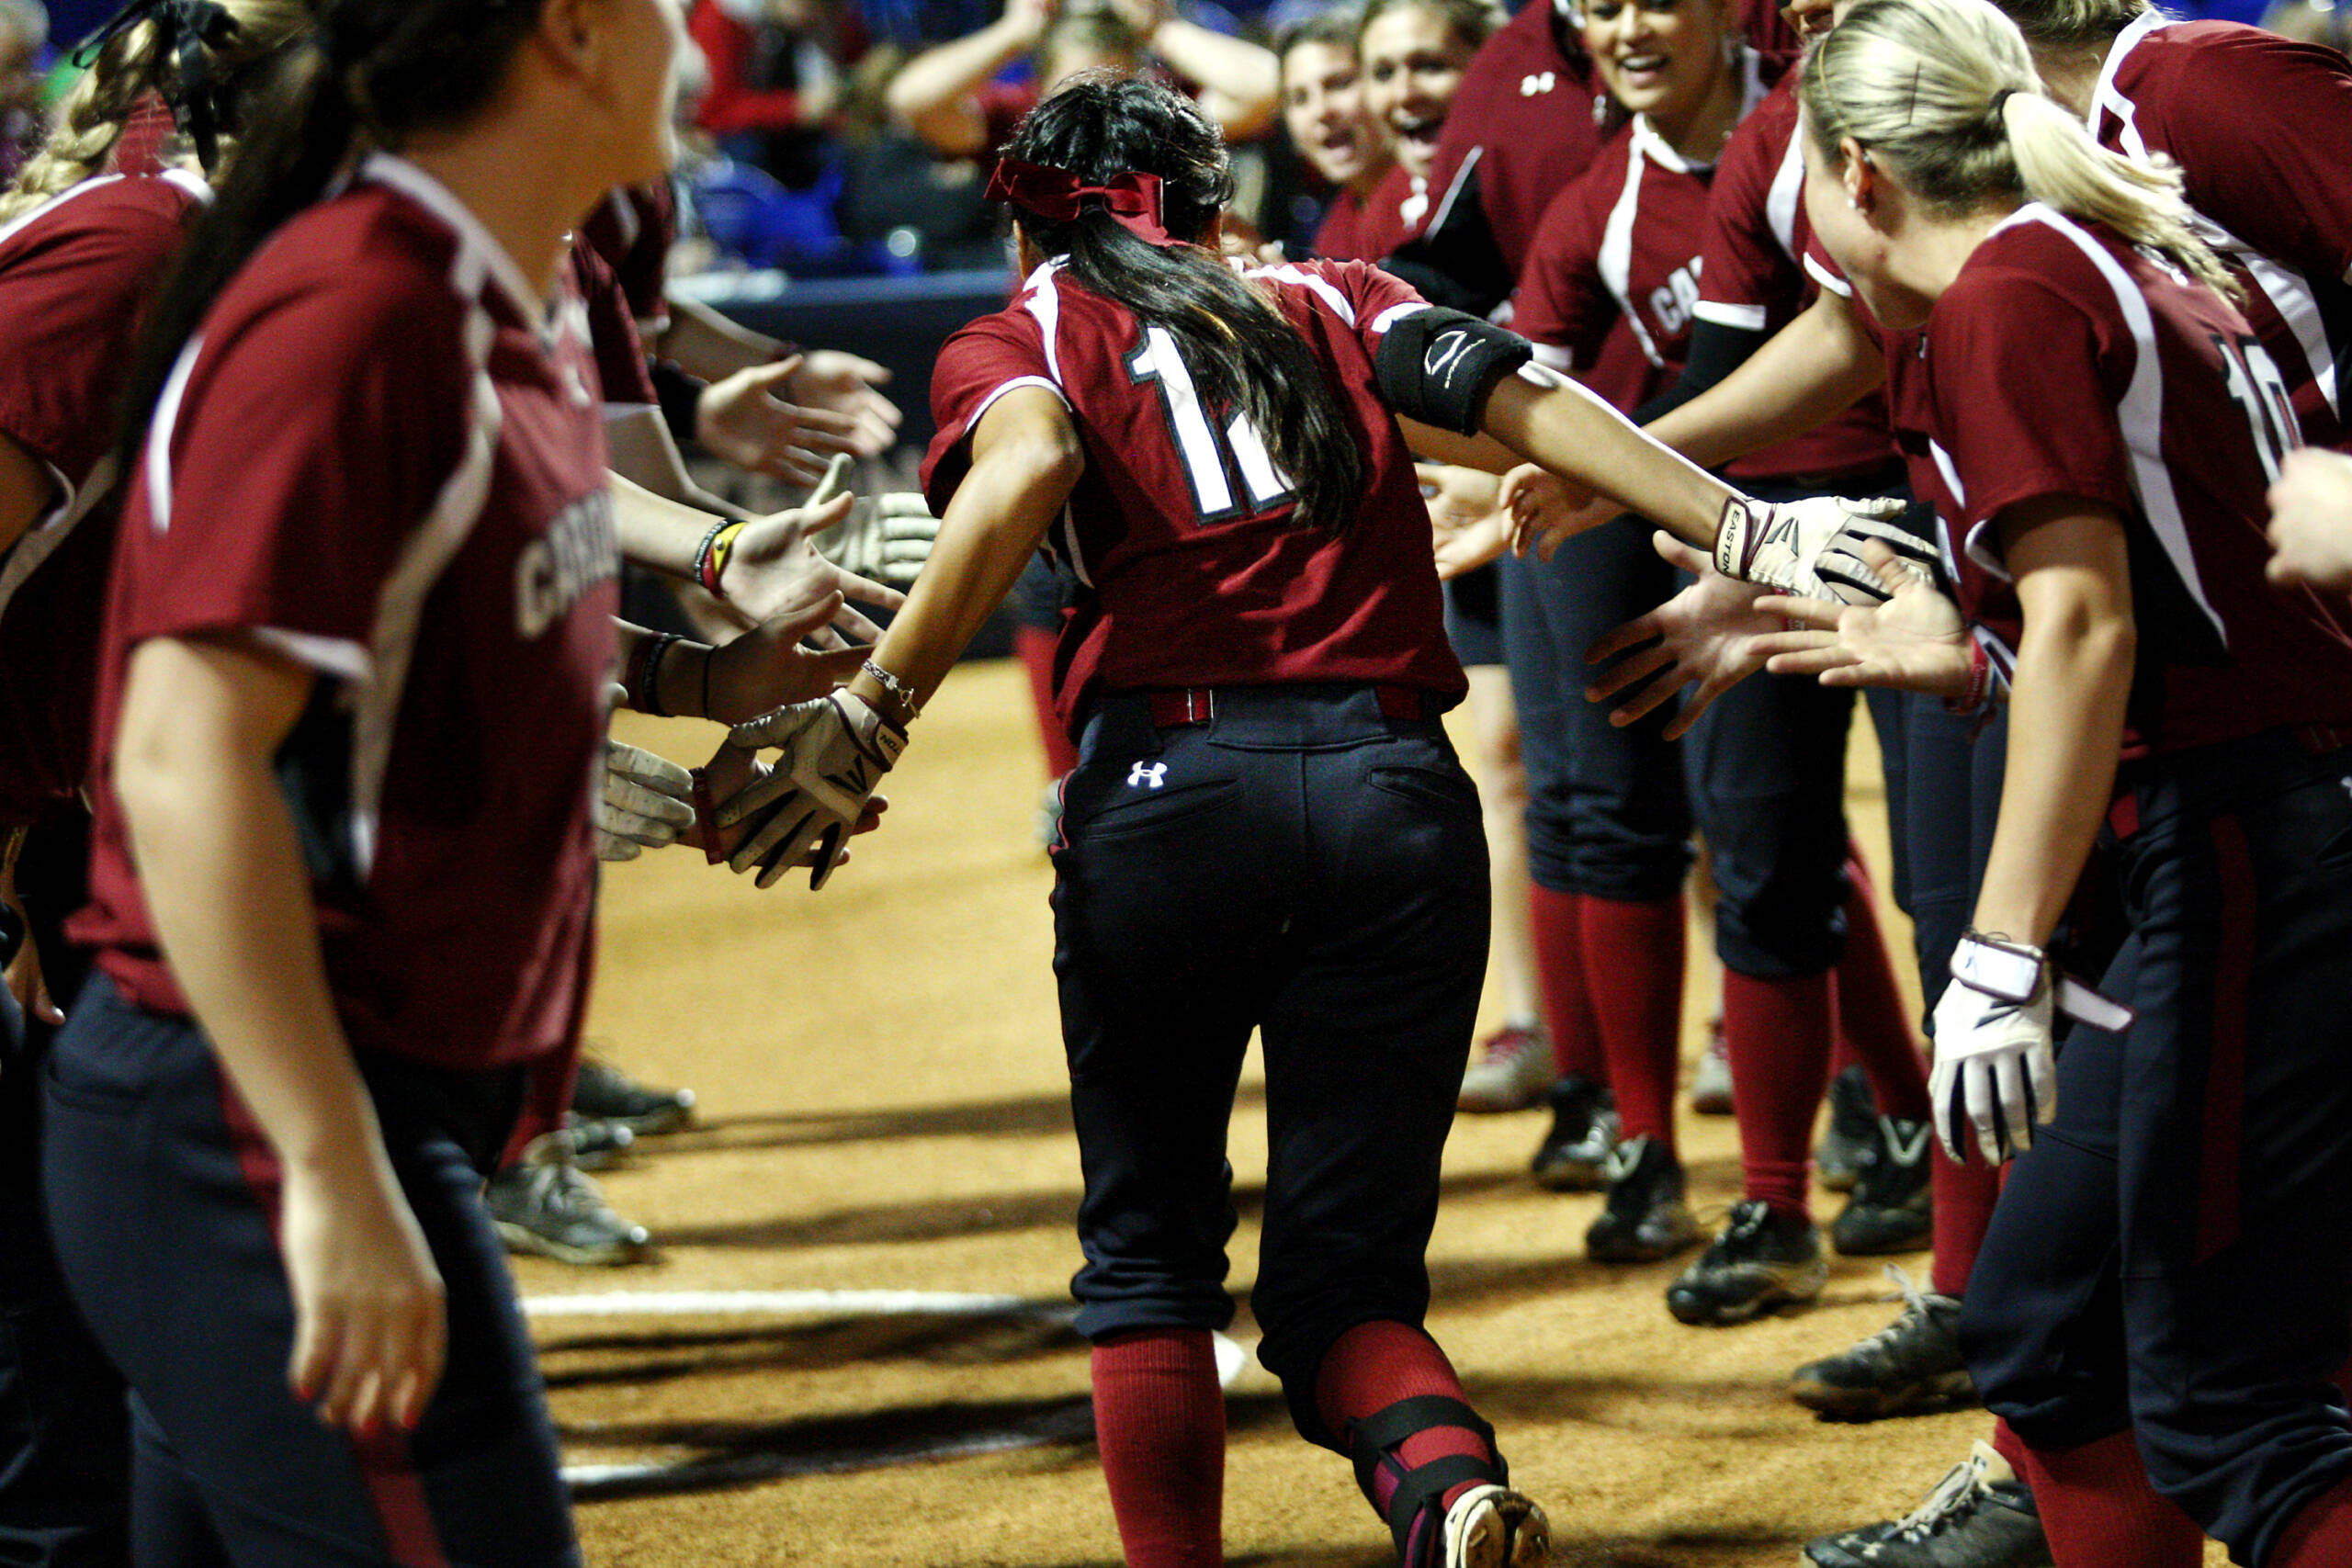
[1930,931,2060,1165]
[594,739,696,862]
[709,690,907,889]
[807,453,939,588]
[1714,493,1937,605]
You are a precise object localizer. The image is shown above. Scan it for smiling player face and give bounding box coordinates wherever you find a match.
[1283,39,1389,191]
[1360,6,1474,182]
[1583,0,1729,130]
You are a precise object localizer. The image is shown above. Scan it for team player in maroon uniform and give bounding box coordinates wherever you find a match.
[701,70,1909,1567]
[1278,10,1407,264]
[34,1,701,1562]
[1357,0,1498,254]
[1522,0,2352,1558]
[1507,0,1931,1312]
[0,10,305,1560]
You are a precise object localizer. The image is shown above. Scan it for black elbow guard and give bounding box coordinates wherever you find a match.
[1373,307,1533,434]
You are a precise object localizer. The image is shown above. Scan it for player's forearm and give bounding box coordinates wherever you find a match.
[1479,368,1737,548]
[886,20,1028,133]
[113,637,393,1182]
[1970,537,2134,949]
[1151,21,1279,139]
[609,427,733,524]
[610,466,733,577]
[865,433,1081,708]
[1645,289,1884,470]
[655,298,784,385]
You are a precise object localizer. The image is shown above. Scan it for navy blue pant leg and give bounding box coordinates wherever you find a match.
[1964,737,2352,1565]
[1051,690,1487,1447]
[41,980,579,1568]
[1498,528,1690,902]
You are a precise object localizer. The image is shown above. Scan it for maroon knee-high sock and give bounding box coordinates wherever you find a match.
[1832,854,1931,1122]
[1723,968,1833,1221]
[2275,1474,2352,1564]
[1091,1329,1225,1568]
[1928,1140,2001,1297]
[1013,625,1080,777]
[1315,1319,1498,1551]
[1993,1422,2202,1568]
[1578,894,1683,1145]
[1528,885,1605,1081]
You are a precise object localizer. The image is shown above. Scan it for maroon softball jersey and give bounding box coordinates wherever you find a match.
[922,255,1467,728]
[1689,74,1895,480]
[74,153,620,1076]
[1408,0,1794,273]
[579,180,677,334]
[1313,164,1416,264]
[2090,11,2352,449]
[0,169,208,825]
[571,240,660,413]
[1905,207,2352,755]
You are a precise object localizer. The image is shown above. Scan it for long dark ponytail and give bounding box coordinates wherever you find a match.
[117,0,547,469]
[1003,73,1365,531]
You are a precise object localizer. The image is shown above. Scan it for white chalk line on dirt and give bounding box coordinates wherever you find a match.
[526,1289,1247,1495]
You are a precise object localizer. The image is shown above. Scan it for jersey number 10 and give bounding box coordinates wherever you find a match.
[2212,332,2300,483]
[1126,327,1299,524]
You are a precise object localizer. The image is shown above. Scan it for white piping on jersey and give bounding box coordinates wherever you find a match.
[1600,134,1665,367]
[1009,263,1090,585]
[1691,299,1768,331]
[1371,300,1429,336]
[1019,259,1068,388]
[1982,202,2224,641]
[1765,115,1804,263]
[251,628,372,683]
[143,339,201,533]
[1421,144,1484,250]
[359,152,543,330]
[1530,341,1575,373]
[1803,250,1852,298]
[2090,9,2338,419]
[1928,439,2025,685]
[966,375,1069,432]
[0,165,210,251]
[1248,263,1356,326]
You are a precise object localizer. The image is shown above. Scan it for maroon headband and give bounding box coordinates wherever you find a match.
[984,159,1182,248]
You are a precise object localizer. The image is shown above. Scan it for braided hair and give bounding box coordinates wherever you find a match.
[1003,73,1365,530]
[0,0,305,224]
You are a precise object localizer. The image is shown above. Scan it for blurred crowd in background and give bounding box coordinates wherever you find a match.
[0,0,2330,287]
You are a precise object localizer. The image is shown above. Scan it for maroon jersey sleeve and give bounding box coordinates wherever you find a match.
[2137,26,2352,293]
[0,175,198,499]
[1694,88,1802,329]
[570,243,658,412]
[579,183,673,331]
[127,276,471,667]
[922,302,1058,514]
[1925,255,2135,556]
[1512,179,1614,373]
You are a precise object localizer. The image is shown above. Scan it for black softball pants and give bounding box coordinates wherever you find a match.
[41,977,579,1568]
[1049,684,1489,1447]
[1962,730,2352,1566]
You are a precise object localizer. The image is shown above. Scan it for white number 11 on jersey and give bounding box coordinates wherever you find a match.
[1126,327,1297,524]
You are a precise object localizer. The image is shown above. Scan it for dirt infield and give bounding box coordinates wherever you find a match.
[552,662,2222,1567]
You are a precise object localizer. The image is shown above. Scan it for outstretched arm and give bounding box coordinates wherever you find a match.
[858,386,1083,712]
[885,0,1051,160]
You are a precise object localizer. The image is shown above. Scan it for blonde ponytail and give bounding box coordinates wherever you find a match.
[0,1,309,226]
[1799,0,2234,297]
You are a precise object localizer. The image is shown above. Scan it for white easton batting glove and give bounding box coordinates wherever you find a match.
[807,452,939,588]
[1714,493,1938,605]
[708,689,907,889]
[1930,932,2060,1165]
[595,739,697,861]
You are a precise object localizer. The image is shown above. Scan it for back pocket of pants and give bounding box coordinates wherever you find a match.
[1071,778,1241,842]
[1367,764,1481,818]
